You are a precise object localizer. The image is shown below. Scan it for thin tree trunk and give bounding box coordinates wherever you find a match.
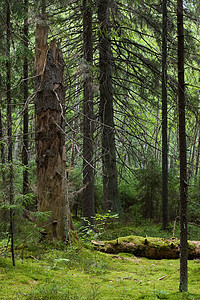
[82,0,95,226]
[35,18,73,241]
[98,0,121,214]
[6,1,15,267]
[23,0,29,196]
[188,119,198,180]
[177,0,188,292]
[0,109,7,232]
[0,109,5,183]
[195,123,200,178]
[154,102,159,161]
[162,0,169,230]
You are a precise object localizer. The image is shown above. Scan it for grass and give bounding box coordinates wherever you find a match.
[0,220,199,299]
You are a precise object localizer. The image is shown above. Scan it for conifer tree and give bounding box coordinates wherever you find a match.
[177,0,188,292]
[6,0,15,266]
[82,0,95,226]
[162,0,169,229]
[98,0,121,213]
[23,0,29,196]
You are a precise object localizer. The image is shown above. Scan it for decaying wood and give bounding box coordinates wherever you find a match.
[35,18,74,241]
[35,19,48,76]
[92,236,200,259]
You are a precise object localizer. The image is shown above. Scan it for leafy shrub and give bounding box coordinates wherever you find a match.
[78,211,119,242]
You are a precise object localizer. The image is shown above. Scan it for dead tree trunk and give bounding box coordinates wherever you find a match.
[35,18,73,241]
[92,236,200,260]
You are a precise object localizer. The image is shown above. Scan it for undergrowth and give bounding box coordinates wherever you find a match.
[74,217,200,242]
[0,243,199,299]
[0,220,199,299]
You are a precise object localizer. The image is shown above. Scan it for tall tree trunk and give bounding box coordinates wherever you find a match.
[162,0,169,230]
[35,18,73,241]
[98,0,121,214]
[177,0,188,292]
[23,0,29,196]
[82,0,95,226]
[6,1,15,267]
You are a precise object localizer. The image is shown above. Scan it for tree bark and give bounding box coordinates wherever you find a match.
[82,0,95,226]
[177,0,188,292]
[35,19,73,241]
[162,0,169,230]
[23,0,29,196]
[98,0,121,214]
[92,236,200,260]
[6,1,15,267]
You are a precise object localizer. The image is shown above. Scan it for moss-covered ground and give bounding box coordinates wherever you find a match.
[0,221,199,299]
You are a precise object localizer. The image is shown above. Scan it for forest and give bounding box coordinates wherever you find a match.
[0,0,200,299]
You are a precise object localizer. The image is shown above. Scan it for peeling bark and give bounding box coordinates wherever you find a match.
[35,20,73,241]
[92,236,200,260]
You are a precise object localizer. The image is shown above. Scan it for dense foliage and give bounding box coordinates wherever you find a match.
[0,0,199,275]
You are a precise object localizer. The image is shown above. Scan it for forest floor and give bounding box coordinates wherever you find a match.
[0,220,199,299]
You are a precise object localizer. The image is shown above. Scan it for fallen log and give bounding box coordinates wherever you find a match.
[91,236,200,259]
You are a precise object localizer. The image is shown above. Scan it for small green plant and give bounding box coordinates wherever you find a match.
[95,210,119,231]
[88,283,101,300]
[78,211,119,242]
[154,290,169,299]
[78,217,98,242]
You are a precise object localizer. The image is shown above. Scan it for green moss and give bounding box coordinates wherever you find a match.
[0,243,199,299]
[188,242,196,250]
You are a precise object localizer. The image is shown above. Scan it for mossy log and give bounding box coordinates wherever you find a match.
[91,236,200,259]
